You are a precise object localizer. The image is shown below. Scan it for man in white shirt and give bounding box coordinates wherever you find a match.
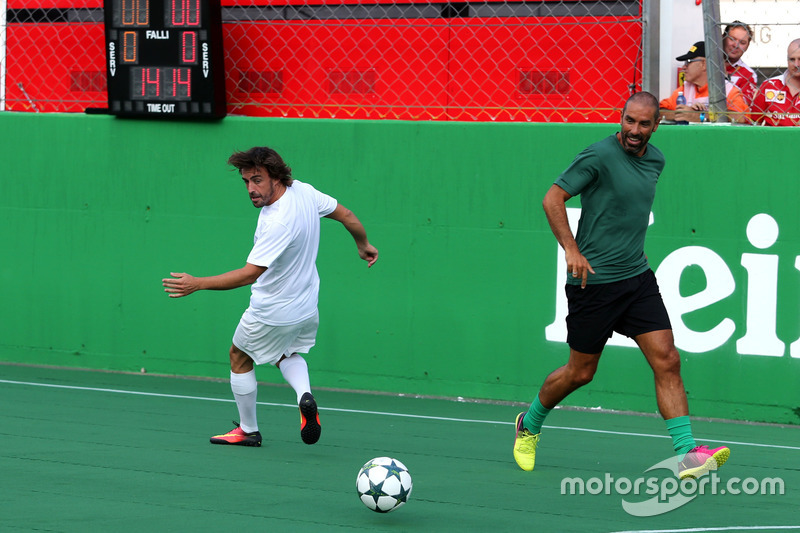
[163,146,378,447]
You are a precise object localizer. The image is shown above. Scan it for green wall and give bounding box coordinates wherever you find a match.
[1,113,798,424]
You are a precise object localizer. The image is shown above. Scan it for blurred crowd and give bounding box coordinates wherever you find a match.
[659,22,800,127]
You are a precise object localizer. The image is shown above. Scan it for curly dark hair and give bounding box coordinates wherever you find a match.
[227,147,293,187]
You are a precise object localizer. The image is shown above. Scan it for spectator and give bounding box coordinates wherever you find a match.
[659,41,749,124]
[723,21,758,104]
[749,38,800,126]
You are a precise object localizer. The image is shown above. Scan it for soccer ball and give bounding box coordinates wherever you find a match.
[355,457,413,513]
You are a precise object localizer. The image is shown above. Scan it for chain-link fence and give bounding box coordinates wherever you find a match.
[221,0,643,121]
[1,0,797,121]
[2,0,644,120]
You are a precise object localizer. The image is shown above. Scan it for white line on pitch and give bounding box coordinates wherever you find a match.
[610,526,800,533]
[2,379,799,452]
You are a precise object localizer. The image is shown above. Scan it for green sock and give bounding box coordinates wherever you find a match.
[522,395,551,434]
[665,415,697,455]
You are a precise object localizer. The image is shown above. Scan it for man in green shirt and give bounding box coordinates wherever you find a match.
[513,92,730,480]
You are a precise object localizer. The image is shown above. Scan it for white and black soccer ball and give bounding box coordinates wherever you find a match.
[355,457,413,513]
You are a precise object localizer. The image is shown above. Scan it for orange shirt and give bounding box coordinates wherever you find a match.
[660,83,749,114]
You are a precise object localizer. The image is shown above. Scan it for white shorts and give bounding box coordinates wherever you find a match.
[232,308,319,366]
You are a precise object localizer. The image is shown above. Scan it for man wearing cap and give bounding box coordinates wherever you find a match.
[659,41,749,123]
[749,38,800,126]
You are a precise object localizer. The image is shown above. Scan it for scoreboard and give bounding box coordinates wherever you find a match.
[103,0,226,118]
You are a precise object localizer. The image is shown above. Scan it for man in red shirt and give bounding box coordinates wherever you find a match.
[750,39,800,126]
[723,21,758,105]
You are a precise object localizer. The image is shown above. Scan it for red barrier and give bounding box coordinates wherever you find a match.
[224,20,451,120]
[225,17,641,121]
[4,8,641,121]
[5,23,107,112]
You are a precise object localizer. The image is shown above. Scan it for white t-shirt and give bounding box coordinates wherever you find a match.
[245,180,338,325]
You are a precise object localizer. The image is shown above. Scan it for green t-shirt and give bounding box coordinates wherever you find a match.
[554,134,665,285]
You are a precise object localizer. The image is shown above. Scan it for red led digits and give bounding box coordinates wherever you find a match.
[132,67,161,99]
[181,32,197,64]
[144,68,161,97]
[170,68,192,98]
[131,68,190,100]
[169,0,201,27]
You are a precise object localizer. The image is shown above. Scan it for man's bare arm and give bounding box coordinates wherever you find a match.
[542,184,595,288]
[162,263,267,298]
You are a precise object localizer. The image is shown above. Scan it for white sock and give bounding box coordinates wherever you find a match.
[279,353,311,404]
[230,369,258,433]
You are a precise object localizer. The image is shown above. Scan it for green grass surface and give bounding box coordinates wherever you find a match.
[1,364,799,532]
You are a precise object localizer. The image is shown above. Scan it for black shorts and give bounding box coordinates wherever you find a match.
[565,269,672,354]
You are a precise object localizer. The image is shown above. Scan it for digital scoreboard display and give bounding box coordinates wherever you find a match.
[103,0,226,118]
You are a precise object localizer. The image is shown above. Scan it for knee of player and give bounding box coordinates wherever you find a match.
[655,347,682,374]
[577,372,596,387]
[569,366,597,387]
[228,345,239,361]
[229,345,253,371]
